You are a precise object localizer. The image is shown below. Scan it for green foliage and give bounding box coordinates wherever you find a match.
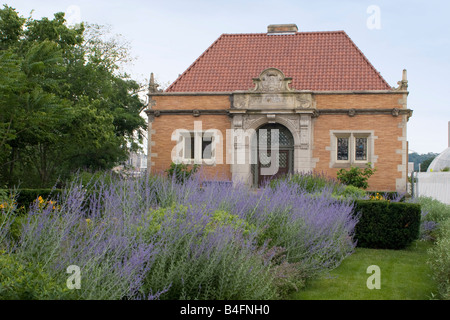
[0,6,146,188]
[420,157,436,172]
[270,172,343,194]
[353,200,421,249]
[414,196,450,224]
[409,152,439,172]
[0,252,74,300]
[140,205,280,300]
[416,196,450,299]
[0,188,8,203]
[0,189,62,210]
[206,209,256,236]
[138,204,256,241]
[0,4,26,49]
[337,163,376,189]
[165,162,199,184]
[367,191,406,201]
[428,219,450,300]
[333,185,367,201]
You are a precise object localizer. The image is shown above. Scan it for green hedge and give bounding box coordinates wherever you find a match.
[353,200,421,249]
[0,189,63,210]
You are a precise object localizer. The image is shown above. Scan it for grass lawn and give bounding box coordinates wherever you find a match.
[291,240,438,300]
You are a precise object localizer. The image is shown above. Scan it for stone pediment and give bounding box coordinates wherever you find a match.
[232,68,315,111]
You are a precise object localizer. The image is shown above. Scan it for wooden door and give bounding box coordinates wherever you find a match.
[258,150,290,186]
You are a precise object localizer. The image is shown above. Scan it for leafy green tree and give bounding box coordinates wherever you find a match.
[420,156,436,172]
[0,4,25,50]
[0,5,146,187]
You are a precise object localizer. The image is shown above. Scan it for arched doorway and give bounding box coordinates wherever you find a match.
[252,123,294,186]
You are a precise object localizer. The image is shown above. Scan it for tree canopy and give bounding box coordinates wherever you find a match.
[0,5,146,188]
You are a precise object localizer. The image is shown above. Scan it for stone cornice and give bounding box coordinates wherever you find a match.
[318,108,413,118]
[145,109,230,118]
[148,89,408,97]
[145,108,413,119]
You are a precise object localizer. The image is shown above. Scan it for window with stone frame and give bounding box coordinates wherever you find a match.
[182,131,214,163]
[331,131,373,168]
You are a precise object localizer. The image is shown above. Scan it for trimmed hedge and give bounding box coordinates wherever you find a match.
[353,200,421,249]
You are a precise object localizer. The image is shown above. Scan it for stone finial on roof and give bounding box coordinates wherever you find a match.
[394,69,408,91]
[148,73,159,93]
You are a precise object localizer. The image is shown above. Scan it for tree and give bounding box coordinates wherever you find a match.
[0,6,146,187]
[408,152,438,172]
[420,157,436,172]
[0,4,25,49]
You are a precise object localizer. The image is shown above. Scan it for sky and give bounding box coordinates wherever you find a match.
[6,0,450,155]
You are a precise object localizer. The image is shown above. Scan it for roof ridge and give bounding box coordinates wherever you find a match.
[219,30,347,36]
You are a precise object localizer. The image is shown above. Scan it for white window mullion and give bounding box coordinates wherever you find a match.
[194,131,202,164]
[350,133,355,164]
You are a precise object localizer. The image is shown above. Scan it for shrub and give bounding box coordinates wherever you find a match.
[1,172,360,300]
[0,189,63,211]
[0,252,74,300]
[353,200,421,249]
[337,163,376,189]
[202,179,358,276]
[413,196,450,224]
[3,179,159,300]
[165,162,199,184]
[142,225,282,300]
[333,185,367,201]
[270,172,344,194]
[428,218,450,300]
[367,191,406,202]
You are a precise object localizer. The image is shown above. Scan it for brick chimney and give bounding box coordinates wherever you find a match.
[267,24,298,34]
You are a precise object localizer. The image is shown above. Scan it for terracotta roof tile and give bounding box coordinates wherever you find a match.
[166,31,391,92]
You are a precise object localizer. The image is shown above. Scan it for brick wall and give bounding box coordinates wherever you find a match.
[315,93,404,110]
[149,93,408,191]
[313,93,407,191]
[151,95,232,180]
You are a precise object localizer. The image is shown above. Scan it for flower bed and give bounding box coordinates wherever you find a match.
[0,173,359,300]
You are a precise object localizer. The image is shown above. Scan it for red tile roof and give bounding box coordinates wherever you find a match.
[166,31,392,92]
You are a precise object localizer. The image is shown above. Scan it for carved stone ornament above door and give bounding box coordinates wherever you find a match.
[252,68,293,93]
[232,68,316,111]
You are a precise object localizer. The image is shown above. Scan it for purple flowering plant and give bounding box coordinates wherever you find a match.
[1,169,361,300]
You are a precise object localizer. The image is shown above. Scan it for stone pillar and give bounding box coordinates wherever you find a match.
[147,114,155,175]
[295,113,315,173]
[146,73,159,176]
[230,113,253,185]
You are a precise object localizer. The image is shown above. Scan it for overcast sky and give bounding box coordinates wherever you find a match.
[7,0,450,155]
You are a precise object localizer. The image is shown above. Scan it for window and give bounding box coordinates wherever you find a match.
[355,137,368,161]
[184,133,195,160]
[181,131,214,163]
[330,131,373,168]
[202,134,213,160]
[337,137,349,161]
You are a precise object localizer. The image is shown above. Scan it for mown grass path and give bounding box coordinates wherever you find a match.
[290,241,437,300]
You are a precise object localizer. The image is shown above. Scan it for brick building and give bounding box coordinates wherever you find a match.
[146,24,412,192]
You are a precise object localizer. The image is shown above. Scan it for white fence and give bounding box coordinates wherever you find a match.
[413,172,450,204]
